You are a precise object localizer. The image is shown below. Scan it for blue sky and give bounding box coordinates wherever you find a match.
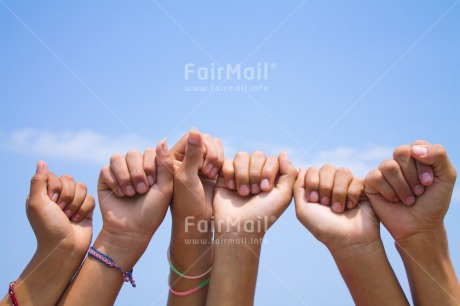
[1,1,460,305]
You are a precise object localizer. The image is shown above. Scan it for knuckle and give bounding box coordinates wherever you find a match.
[206,153,219,163]
[336,167,351,176]
[110,153,124,164]
[130,171,145,182]
[214,138,222,146]
[86,194,95,204]
[222,163,234,174]
[30,174,43,185]
[305,172,319,184]
[235,151,249,159]
[365,169,381,183]
[144,147,156,155]
[433,144,447,157]
[144,162,156,174]
[126,149,141,158]
[354,177,365,186]
[320,163,335,171]
[379,159,399,173]
[60,174,74,182]
[76,182,87,192]
[251,150,265,158]
[393,145,411,161]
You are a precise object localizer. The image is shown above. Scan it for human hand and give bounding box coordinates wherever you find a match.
[169,129,224,223]
[294,165,379,252]
[97,140,174,266]
[365,141,457,243]
[213,151,297,237]
[27,161,95,254]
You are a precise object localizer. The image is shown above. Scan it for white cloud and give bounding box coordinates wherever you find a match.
[0,128,145,163]
[0,129,393,177]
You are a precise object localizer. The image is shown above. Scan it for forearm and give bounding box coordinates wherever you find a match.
[396,226,460,306]
[167,220,213,306]
[0,247,85,306]
[58,231,148,306]
[331,239,409,306]
[206,233,262,306]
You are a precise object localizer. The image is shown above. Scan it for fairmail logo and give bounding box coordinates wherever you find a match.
[184,63,275,81]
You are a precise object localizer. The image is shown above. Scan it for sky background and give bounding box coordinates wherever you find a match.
[1,1,460,305]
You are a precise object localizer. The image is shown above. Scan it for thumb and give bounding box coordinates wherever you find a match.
[276,151,298,201]
[411,144,457,184]
[155,140,174,193]
[293,167,307,214]
[182,129,204,176]
[29,161,50,205]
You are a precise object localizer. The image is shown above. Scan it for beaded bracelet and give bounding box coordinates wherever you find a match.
[168,275,210,297]
[167,247,212,279]
[8,281,18,306]
[88,247,136,287]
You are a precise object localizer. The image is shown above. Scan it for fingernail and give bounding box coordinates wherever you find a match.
[36,161,44,174]
[228,179,236,190]
[332,202,342,213]
[251,184,260,194]
[204,164,213,174]
[412,146,428,156]
[71,214,80,222]
[137,182,147,193]
[239,185,249,196]
[116,187,124,196]
[58,202,66,209]
[51,193,59,202]
[413,185,424,196]
[405,196,416,206]
[210,168,219,178]
[260,179,270,190]
[346,200,354,209]
[320,197,330,206]
[65,210,72,217]
[188,131,200,145]
[147,175,154,186]
[126,185,135,196]
[161,140,169,154]
[310,191,319,203]
[421,172,433,185]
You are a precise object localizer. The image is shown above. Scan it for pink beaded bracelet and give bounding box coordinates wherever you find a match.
[8,281,18,306]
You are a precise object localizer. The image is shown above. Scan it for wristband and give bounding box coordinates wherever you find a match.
[8,281,18,306]
[88,247,136,287]
[167,247,212,279]
[168,275,210,297]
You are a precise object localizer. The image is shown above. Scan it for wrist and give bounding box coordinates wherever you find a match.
[214,216,269,239]
[214,231,264,253]
[173,216,212,235]
[330,238,384,260]
[395,224,449,259]
[92,229,151,270]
